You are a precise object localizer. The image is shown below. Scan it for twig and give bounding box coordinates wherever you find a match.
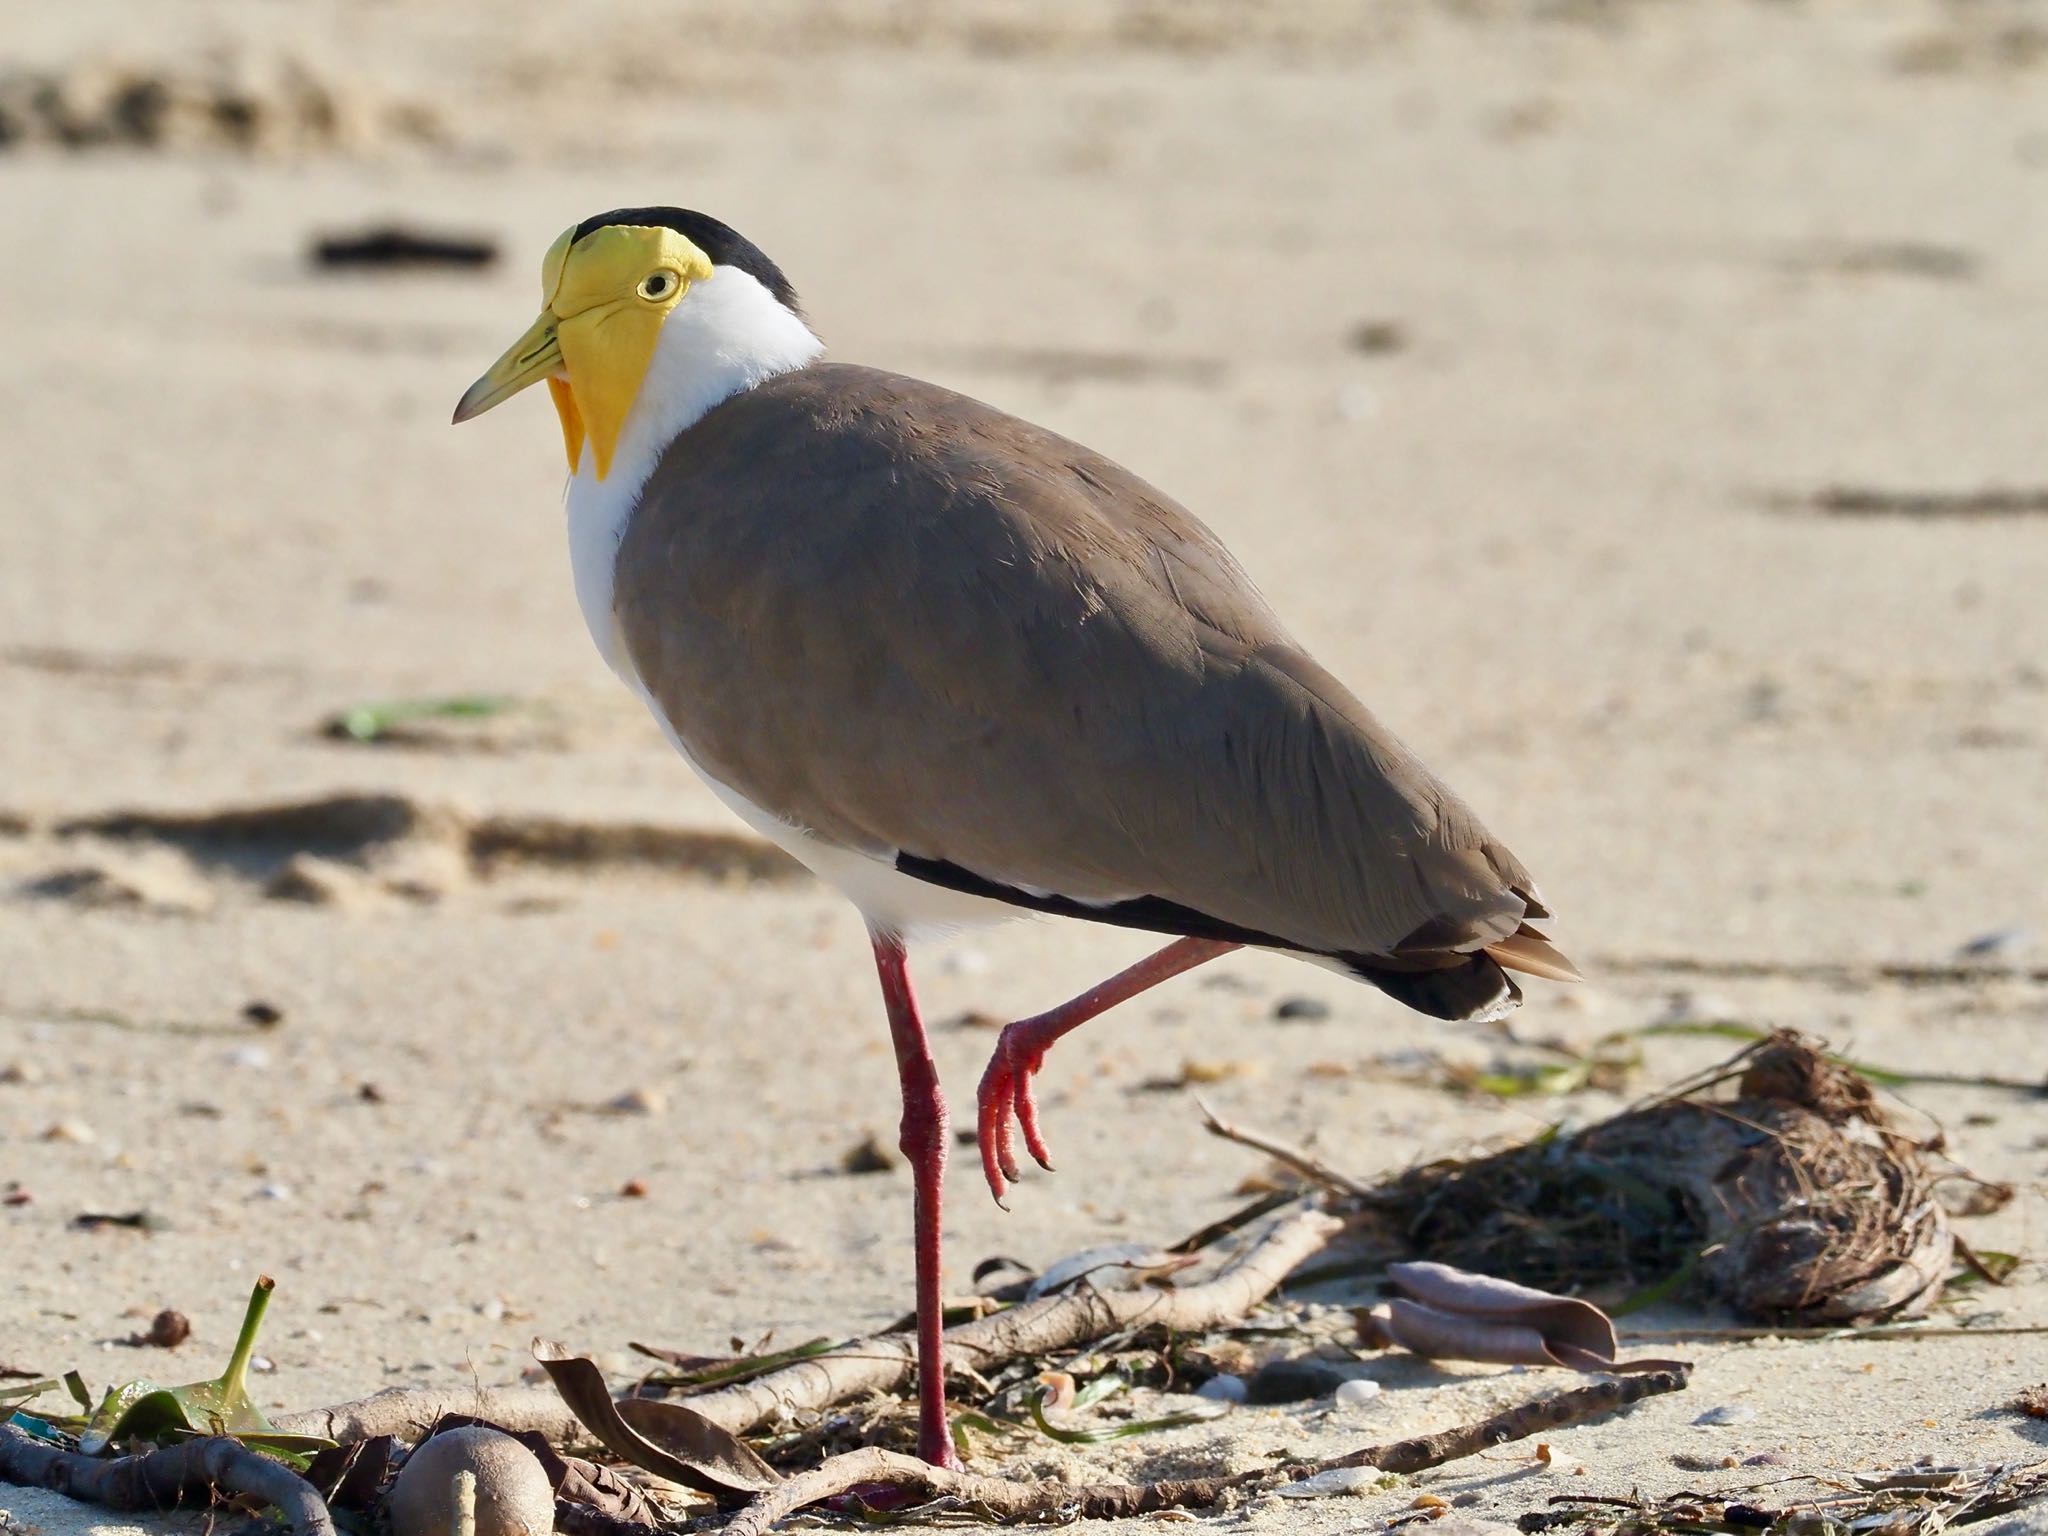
[682,1203,1341,1436]
[0,1423,334,1536]
[274,1385,582,1445]
[275,1206,1340,1448]
[1590,953,2048,991]
[1194,1097,1383,1199]
[1621,1324,2048,1344]
[725,1366,1692,1533]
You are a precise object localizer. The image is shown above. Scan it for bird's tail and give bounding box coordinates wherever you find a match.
[1352,924,1579,1022]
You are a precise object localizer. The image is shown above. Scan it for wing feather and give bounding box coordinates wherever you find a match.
[615,364,1555,969]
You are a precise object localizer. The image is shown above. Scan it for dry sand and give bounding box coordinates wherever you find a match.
[3,2,2046,1532]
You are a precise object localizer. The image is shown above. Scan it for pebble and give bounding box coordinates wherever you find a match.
[604,1086,666,1116]
[227,1045,271,1070]
[1195,1374,1249,1404]
[1694,1403,1759,1426]
[1,1060,44,1085]
[840,1133,898,1175]
[1333,1377,1383,1407]
[254,1183,292,1201]
[1958,928,2028,958]
[42,1118,96,1144]
[1272,996,1332,1021]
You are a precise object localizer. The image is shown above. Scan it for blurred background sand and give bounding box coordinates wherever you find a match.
[2,3,2045,1530]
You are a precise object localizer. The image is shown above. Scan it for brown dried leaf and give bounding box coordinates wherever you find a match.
[1390,1262,1618,1360]
[422,1415,659,1525]
[1366,1262,1684,1374]
[304,1433,395,1511]
[532,1340,779,1497]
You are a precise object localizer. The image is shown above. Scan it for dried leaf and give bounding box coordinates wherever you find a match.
[531,1340,779,1497]
[304,1433,395,1511]
[1362,1262,1685,1374]
[0,1378,59,1411]
[1025,1243,1195,1300]
[424,1414,660,1526]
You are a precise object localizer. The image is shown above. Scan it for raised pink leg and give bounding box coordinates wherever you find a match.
[869,931,960,1469]
[976,937,1238,1203]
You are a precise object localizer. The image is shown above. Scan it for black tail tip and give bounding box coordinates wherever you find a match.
[1354,955,1522,1022]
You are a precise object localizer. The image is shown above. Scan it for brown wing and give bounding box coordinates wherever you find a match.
[614,364,1558,985]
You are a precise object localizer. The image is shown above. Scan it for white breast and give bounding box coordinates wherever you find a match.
[562,268,1021,939]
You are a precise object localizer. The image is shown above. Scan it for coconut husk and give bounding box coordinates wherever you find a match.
[1375,1033,1952,1323]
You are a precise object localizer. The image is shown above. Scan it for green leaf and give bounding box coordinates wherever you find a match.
[1069,1373,1127,1413]
[78,1276,333,1458]
[1026,1387,1227,1445]
[328,695,515,744]
[949,1410,1003,1460]
[1637,1021,1769,1043]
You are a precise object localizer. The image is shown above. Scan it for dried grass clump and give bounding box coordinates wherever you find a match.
[1376,1033,1952,1323]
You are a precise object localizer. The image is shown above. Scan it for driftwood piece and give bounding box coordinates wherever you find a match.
[726,1366,1692,1533]
[273,1205,1340,1449]
[0,1422,335,1536]
[275,1385,583,1446]
[684,1204,1341,1435]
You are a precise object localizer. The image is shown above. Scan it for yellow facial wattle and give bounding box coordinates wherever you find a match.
[453,222,715,479]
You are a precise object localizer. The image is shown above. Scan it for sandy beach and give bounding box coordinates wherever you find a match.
[3,3,2046,1532]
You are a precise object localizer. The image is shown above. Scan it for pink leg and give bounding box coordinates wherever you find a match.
[869,931,960,1470]
[976,936,1238,1204]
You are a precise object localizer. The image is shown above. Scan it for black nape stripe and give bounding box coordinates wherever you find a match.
[572,206,801,314]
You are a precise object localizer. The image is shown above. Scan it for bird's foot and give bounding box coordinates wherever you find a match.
[975,1020,1058,1203]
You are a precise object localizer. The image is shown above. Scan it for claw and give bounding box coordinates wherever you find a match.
[975,1025,1056,1205]
[1013,1063,1054,1171]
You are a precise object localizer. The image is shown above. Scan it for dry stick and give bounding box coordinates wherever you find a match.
[0,1424,335,1536]
[684,1203,1342,1436]
[726,1366,1692,1534]
[275,1384,582,1446]
[1195,1096,1383,1200]
[273,1205,1343,1448]
[1590,953,2048,990]
[1622,1323,2048,1344]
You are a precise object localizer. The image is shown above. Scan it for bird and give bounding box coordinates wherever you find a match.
[454,207,1577,1469]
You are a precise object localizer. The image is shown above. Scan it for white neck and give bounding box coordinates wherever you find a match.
[564,268,824,679]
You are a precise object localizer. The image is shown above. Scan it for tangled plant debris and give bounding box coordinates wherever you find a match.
[1361,1034,1994,1322]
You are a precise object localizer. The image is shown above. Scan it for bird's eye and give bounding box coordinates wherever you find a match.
[637,270,679,301]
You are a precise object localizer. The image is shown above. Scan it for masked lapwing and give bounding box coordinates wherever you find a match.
[455,207,1577,1467]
